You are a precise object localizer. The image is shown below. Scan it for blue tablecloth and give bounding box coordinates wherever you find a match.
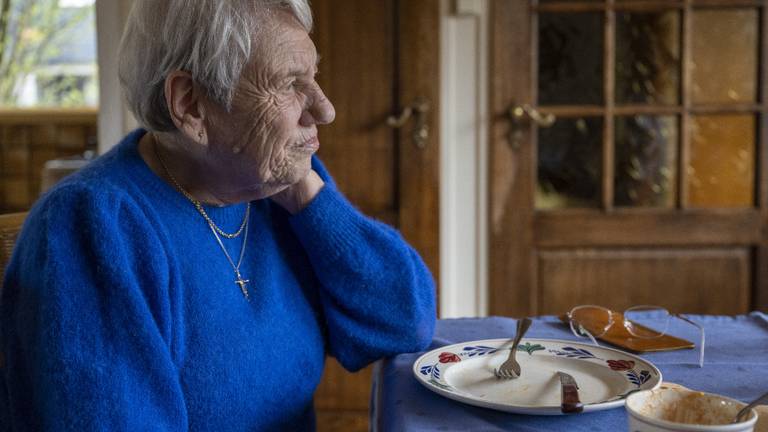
[371,313,768,431]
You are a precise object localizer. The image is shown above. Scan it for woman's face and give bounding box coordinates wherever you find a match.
[205,10,335,200]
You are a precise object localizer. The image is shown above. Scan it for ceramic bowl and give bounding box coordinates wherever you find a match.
[626,385,758,432]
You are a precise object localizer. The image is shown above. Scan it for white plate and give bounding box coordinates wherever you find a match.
[413,338,662,415]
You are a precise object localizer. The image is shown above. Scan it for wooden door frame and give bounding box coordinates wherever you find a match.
[488,0,768,316]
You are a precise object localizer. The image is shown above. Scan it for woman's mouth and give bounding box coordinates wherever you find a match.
[294,136,319,152]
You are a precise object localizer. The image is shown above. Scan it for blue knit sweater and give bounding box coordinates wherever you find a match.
[0,129,436,431]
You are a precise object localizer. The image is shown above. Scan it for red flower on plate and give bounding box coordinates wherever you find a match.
[438,352,461,363]
[607,359,635,371]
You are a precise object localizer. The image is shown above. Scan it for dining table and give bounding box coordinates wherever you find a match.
[370,313,768,431]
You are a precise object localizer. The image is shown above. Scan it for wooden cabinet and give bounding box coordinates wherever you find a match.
[0,109,96,213]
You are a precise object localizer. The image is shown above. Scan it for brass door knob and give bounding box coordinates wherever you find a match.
[508,104,556,150]
[387,98,431,149]
[510,104,556,127]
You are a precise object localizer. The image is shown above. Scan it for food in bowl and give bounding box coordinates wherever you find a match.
[626,385,758,432]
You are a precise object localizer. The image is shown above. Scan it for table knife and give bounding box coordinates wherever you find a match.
[557,371,584,414]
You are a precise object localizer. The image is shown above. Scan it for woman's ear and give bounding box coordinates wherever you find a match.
[164,70,209,144]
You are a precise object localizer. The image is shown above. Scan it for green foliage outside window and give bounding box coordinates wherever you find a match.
[0,0,96,107]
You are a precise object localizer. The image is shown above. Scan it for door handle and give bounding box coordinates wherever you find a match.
[508,104,556,150]
[387,98,431,149]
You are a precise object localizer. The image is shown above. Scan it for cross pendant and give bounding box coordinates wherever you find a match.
[234,272,250,300]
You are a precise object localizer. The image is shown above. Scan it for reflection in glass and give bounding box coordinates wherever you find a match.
[539,13,603,105]
[692,9,757,104]
[537,117,603,209]
[615,12,680,105]
[614,116,677,207]
[688,115,755,208]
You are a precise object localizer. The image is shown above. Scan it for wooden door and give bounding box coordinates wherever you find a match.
[490,0,768,318]
[310,1,440,430]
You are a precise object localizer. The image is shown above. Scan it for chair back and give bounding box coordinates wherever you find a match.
[0,212,27,288]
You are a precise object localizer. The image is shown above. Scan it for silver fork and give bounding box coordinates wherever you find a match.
[494,317,533,379]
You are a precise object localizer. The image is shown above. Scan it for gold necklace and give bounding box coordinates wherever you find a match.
[207,211,251,300]
[153,137,252,299]
[152,137,248,239]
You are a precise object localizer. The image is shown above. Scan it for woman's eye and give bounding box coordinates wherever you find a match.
[279,78,297,91]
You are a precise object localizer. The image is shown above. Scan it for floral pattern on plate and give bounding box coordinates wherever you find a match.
[413,338,662,415]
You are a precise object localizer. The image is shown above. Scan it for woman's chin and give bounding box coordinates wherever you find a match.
[254,163,313,197]
[289,157,314,180]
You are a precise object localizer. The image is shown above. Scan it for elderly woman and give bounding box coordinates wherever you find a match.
[0,1,436,430]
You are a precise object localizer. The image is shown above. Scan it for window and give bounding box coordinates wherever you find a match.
[0,0,98,108]
[0,0,98,213]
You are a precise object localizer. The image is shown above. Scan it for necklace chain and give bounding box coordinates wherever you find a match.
[208,211,251,300]
[152,136,252,300]
[152,139,248,239]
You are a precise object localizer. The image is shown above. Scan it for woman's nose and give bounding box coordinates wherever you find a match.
[300,87,335,127]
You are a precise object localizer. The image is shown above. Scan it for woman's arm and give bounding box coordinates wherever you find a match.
[0,186,187,431]
[287,157,436,372]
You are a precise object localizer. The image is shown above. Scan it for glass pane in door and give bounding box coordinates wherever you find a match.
[687,114,755,208]
[537,117,603,209]
[615,11,680,105]
[614,116,678,207]
[539,13,603,105]
[691,9,758,104]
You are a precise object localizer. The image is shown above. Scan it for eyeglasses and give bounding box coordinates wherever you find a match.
[566,305,705,368]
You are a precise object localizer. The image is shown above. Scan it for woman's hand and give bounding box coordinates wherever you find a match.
[270,169,325,214]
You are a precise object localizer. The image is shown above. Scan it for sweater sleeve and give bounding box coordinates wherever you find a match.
[287,157,437,372]
[0,186,187,431]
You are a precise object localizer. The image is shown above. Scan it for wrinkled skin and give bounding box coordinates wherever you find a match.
[142,9,335,213]
[204,9,335,204]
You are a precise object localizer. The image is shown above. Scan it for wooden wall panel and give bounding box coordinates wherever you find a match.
[315,411,368,432]
[0,110,96,213]
[755,4,768,311]
[314,360,371,411]
[310,2,394,430]
[538,248,751,315]
[314,359,370,432]
[312,0,396,219]
[535,210,763,247]
[489,0,536,318]
[310,0,440,428]
[0,212,26,290]
[397,0,441,289]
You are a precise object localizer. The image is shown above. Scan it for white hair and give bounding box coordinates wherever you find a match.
[118,0,313,132]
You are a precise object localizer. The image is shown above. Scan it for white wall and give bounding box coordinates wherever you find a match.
[95,0,136,154]
[439,0,488,318]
